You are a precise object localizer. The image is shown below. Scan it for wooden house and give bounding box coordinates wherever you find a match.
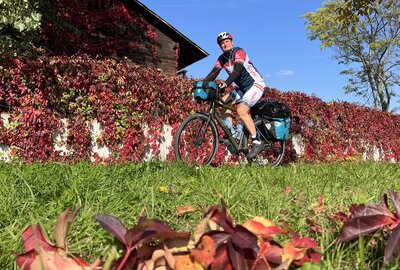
[39,0,208,76]
[124,0,209,75]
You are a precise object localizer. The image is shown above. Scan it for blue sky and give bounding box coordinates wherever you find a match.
[140,0,361,105]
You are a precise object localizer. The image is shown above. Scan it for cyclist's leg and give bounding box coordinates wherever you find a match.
[237,83,265,158]
[236,83,264,136]
[237,103,254,135]
[219,91,240,124]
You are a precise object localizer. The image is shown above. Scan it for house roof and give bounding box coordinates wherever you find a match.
[124,0,209,71]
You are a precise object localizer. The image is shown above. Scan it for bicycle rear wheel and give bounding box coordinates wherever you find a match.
[247,117,286,166]
[174,113,219,165]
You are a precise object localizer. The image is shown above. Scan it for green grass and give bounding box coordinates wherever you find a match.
[1,162,400,269]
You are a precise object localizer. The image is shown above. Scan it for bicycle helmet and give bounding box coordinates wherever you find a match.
[217,32,233,44]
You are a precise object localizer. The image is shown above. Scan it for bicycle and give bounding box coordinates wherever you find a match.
[174,81,290,166]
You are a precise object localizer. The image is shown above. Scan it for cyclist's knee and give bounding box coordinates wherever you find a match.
[236,104,249,117]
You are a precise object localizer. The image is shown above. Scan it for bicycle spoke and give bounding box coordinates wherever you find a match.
[174,114,218,165]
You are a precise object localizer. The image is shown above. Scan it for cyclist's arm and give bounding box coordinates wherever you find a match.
[204,66,221,82]
[225,61,243,86]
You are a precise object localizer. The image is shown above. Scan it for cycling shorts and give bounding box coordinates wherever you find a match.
[229,82,265,108]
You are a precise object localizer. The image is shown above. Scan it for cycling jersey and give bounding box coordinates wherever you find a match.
[214,47,264,92]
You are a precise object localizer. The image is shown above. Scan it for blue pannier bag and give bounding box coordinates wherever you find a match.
[250,100,290,141]
[264,117,290,141]
[193,81,217,101]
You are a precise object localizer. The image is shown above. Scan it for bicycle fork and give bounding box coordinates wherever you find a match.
[193,114,213,146]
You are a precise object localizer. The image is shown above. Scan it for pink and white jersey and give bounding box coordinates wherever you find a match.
[215,47,264,92]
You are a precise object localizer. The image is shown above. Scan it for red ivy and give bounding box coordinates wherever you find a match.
[41,0,158,56]
[1,54,400,164]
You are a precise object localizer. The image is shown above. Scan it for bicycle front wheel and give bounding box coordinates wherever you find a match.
[174,113,219,165]
[247,117,286,166]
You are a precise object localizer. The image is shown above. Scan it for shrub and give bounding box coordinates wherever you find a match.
[1,54,400,164]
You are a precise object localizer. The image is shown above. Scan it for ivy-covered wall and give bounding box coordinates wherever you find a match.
[1,55,400,164]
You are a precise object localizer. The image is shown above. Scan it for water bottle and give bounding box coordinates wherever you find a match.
[224,118,236,135]
[234,123,243,140]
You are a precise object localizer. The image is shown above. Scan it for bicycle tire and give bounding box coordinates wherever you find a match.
[174,113,219,165]
[246,117,286,166]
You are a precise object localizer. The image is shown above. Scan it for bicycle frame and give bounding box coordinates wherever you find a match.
[203,91,249,154]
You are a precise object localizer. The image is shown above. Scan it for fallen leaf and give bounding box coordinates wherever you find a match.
[191,235,215,267]
[284,186,292,196]
[243,217,286,239]
[175,255,204,270]
[177,205,196,216]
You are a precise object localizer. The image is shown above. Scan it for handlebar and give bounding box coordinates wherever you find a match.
[216,86,233,105]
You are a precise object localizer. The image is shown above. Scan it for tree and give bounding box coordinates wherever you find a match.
[0,0,41,55]
[303,0,400,112]
[336,0,383,26]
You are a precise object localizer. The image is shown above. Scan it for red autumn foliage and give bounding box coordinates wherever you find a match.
[40,0,158,57]
[15,208,101,270]
[16,204,321,269]
[2,0,400,164]
[337,189,400,265]
[1,53,400,164]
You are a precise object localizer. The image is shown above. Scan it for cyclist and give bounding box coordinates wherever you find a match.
[204,31,266,159]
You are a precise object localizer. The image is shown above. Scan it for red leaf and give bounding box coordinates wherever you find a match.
[204,205,235,233]
[54,207,81,250]
[293,237,319,249]
[338,215,395,242]
[384,225,400,264]
[351,203,395,220]
[281,242,304,266]
[333,212,349,223]
[258,240,282,265]
[310,251,322,264]
[318,195,324,206]
[284,186,292,196]
[125,218,189,248]
[16,222,96,270]
[229,225,258,269]
[243,218,285,239]
[20,224,56,253]
[94,214,127,245]
[212,245,231,270]
[174,255,204,270]
[191,235,215,267]
[15,250,36,270]
[388,189,400,216]
[228,239,247,270]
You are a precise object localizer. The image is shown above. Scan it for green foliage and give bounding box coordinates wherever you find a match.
[1,162,400,268]
[335,0,383,27]
[0,0,41,55]
[303,0,400,112]
[0,0,41,31]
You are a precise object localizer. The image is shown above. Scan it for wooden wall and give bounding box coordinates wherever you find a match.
[154,28,178,75]
[122,27,178,75]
